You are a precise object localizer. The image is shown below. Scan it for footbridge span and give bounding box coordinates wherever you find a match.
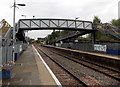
[16,18,96,43]
[17,18,94,31]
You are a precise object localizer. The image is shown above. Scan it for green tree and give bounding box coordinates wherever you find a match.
[93,16,101,24]
[87,16,101,40]
[111,19,120,28]
[45,31,61,45]
[61,30,72,36]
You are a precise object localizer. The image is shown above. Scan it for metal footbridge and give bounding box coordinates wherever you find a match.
[56,23,120,42]
[1,18,120,64]
[0,19,13,46]
[16,18,95,42]
[96,23,120,39]
[1,18,120,44]
[0,18,95,46]
[17,19,93,30]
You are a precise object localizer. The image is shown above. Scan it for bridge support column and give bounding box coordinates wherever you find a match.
[92,31,96,44]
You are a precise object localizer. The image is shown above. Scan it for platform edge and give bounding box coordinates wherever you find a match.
[32,45,62,87]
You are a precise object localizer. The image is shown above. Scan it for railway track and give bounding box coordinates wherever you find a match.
[49,47,120,82]
[36,46,88,87]
[35,45,120,86]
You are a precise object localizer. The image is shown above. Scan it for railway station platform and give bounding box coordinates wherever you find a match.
[44,45,119,71]
[73,49,120,60]
[2,45,60,86]
[46,45,120,60]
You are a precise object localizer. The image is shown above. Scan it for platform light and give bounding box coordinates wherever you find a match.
[17,4,26,6]
[21,15,26,19]
[75,17,79,20]
[33,16,35,19]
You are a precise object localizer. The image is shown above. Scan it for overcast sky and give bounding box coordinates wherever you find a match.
[0,0,119,39]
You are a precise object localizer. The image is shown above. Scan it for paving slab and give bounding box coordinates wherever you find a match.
[2,45,58,86]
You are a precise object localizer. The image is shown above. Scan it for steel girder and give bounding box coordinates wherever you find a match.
[17,19,94,31]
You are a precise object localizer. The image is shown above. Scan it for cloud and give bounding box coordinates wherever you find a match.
[27,30,53,39]
[0,0,119,39]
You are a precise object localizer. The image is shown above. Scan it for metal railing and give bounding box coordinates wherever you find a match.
[18,19,93,30]
[96,23,120,39]
[2,41,27,64]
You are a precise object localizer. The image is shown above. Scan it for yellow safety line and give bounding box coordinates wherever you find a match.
[0,30,8,32]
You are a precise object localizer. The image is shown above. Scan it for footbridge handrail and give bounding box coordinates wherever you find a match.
[17,18,94,30]
[95,23,120,39]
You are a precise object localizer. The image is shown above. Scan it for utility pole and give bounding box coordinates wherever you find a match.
[13,0,16,62]
[13,0,26,62]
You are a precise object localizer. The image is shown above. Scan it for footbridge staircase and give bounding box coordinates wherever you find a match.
[96,23,120,39]
[56,23,120,42]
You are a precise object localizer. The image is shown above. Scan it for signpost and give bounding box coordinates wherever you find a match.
[94,44,107,52]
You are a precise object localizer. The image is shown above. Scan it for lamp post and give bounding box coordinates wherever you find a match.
[75,17,79,28]
[13,0,25,62]
[33,16,35,19]
[75,17,79,20]
[75,17,79,42]
[74,17,79,49]
[21,15,26,19]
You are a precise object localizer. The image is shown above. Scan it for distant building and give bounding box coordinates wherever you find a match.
[119,1,120,19]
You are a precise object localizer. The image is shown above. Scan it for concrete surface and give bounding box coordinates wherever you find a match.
[2,45,58,86]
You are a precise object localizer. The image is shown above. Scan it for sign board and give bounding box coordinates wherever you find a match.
[94,44,107,52]
[60,41,63,44]
[75,40,78,42]
[19,45,22,52]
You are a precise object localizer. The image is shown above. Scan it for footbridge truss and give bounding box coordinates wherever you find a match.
[17,19,94,31]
